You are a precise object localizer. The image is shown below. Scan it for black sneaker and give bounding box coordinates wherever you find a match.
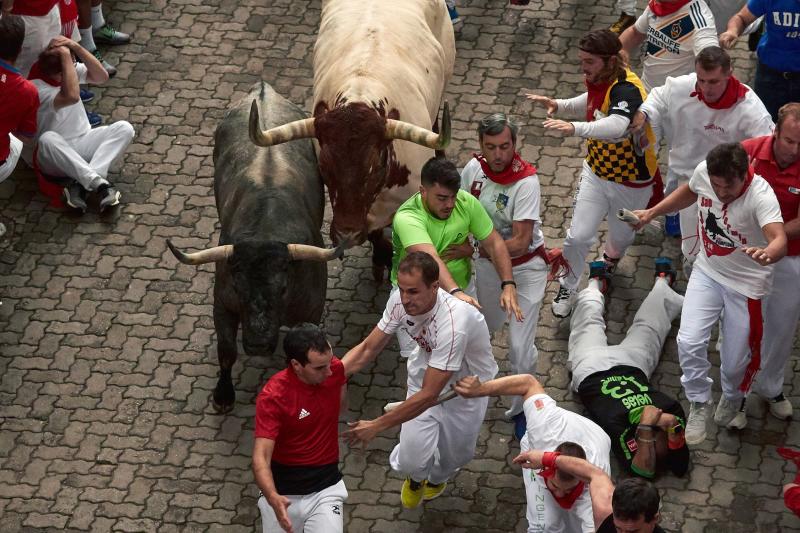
[589,260,612,294]
[63,181,88,212]
[655,257,677,286]
[97,183,121,212]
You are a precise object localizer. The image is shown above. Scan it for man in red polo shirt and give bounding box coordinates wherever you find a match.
[0,14,39,183]
[742,102,800,420]
[253,324,348,533]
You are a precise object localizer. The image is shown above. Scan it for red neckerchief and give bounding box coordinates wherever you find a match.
[648,0,691,17]
[585,79,613,121]
[539,467,586,509]
[474,152,537,186]
[690,75,748,110]
[27,61,60,87]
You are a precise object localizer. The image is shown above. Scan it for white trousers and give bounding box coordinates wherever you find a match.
[16,5,62,78]
[37,122,135,191]
[475,255,548,415]
[754,255,800,398]
[389,394,488,485]
[568,279,684,391]
[0,134,23,183]
[561,163,653,289]
[257,480,347,533]
[521,467,595,533]
[677,268,764,403]
[616,0,637,14]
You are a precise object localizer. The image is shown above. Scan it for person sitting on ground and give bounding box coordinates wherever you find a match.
[29,35,134,212]
[568,257,690,479]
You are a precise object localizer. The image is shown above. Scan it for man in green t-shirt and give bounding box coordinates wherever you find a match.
[391,157,521,319]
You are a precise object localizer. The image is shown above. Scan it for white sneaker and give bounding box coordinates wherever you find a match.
[551,286,576,318]
[767,393,793,420]
[714,396,739,426]
[728,402,747,430]
[685,401,710,445]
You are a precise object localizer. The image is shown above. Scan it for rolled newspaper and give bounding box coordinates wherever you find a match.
[617,208,662,231]
[383,389,458,413]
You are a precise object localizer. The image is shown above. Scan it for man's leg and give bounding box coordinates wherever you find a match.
[567,281,609,391]
[618,276,684,379]
[302,479,348,533]
[604,182,652,262]
[257,493,304,533]
[37,131,108,191]
[16,7,62,77]
[73,121,135,179]
[428,395,488,485]
[522,468,548,533]
[0,135,23,183]
[389,405,440,483]
[755,256,800,417]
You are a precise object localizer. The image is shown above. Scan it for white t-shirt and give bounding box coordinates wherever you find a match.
[378,288,498,393]
[634,0,718,90]
[32,63,91,141]
[460,157,545,252]
[520,394,612,533]
[690,161,783,299]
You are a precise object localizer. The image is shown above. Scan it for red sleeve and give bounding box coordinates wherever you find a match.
[254,387,283,440]
[15,84,39,137]
[330,357,346,387]
[786,486,800,517]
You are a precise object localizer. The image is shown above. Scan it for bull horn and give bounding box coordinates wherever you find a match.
[249,100,316,147]
[167,239,234,265]
[287,243,345,262]
[384,101,451,150]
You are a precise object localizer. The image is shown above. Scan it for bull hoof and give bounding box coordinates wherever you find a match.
[211,383,235,414]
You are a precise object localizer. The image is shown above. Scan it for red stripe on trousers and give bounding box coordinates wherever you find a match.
[740,298,763,393]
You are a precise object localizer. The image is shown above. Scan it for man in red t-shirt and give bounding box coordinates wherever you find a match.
[0,14,39,182]
[253,323,348,533]
[742,102,800,420]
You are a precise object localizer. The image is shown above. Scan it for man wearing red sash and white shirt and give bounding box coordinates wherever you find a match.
[455,373,611,533]
[459,112,549,438]
[741,102,800,420]
[632,142,786,445]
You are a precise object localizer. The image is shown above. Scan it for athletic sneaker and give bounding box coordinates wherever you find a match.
[87,111,103,128]
[512,412,527,441]
[423,481,447,501]
[93,23,131,45]
[63,181,88,212]
[609,13,636,34]
[551,286,576,318]
[714,396,741,427]
[664,214,681,237]
[401,478,425,509]
[685,401,710,445]
[448,4,461,23]
[727,398,747,429]
[588,260,612,294]
[97,183,121,212]
[92,49,117,78]
[80,88,95,103]
[766,393,793,420]
[654,257,677,286]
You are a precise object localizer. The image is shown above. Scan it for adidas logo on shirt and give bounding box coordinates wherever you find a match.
[298,408,310,420]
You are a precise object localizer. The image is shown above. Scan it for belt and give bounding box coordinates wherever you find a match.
[759,62,800,81]
[511,245,547,267]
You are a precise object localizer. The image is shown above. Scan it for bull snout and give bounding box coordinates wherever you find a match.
[242,315,279,356]
[242,338,278,357]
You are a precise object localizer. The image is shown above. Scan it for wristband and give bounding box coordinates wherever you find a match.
[542,451,561,469]
[501,280,516,290]
[637,424,657,431]
[637,437,656,444]
[449,287,464,295]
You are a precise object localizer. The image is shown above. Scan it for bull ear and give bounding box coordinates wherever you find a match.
[249,100,316,147]
[287,243,345,262]
[167,240,234,265]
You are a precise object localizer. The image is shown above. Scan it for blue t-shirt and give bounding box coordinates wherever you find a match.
[747,0,800,72]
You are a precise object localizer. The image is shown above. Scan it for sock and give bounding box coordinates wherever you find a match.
[91,4,106,30]
[79,27,96,51]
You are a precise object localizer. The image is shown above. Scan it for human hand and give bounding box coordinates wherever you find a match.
[743,247,775,266]
[629,110,647,134]
[454,290,482,310]
[342,419,380,448]
[500,285,524,322]
[629,209,652,231]
[719,31,738,49]
[266,492,293,532]
[454,375,482,398]
[512,449,544,469]
[542,119,575,135]
[524,93,558,117]
[639,405,663,426]
[47,35,74,51]
[442,240,473,261]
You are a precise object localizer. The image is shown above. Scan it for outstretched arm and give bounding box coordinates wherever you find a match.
[455,374,544,400]
[341,326,392,377]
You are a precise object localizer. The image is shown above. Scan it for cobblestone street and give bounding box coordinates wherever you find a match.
[1,0,799,531]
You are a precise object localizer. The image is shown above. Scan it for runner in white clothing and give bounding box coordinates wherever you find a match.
[342,251,498,510]
[455,374,611,533]
[630,46,774,265]
[632,142,786,445]
[619,0,718,91]
[459,112,548,433]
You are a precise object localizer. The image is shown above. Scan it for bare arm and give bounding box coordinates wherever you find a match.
[339,382,348,416]
[720,6,757,48]
[504,220,534,258]
[631,184,698,229]
[454,374,544,400]
[1,0,13,17]
[342,367,453,447]
[253,438,293,533]
[52,46,80,110]
[630,405,661,478]
[480,229,523,321]
[341,326,393,377]
[406,242,482,309]
[619,26,645,51]
[744,221,787,265]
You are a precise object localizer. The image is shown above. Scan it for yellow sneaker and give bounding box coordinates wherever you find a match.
[609,13,636,34]
[423,481,447,501]
[401,478,425,509]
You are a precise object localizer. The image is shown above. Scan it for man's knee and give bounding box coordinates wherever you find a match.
[37,131,61,153]
[110,121,135,142]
